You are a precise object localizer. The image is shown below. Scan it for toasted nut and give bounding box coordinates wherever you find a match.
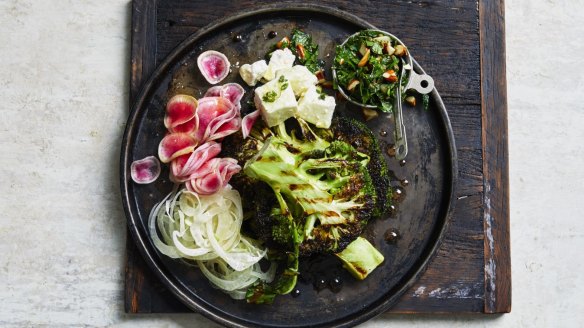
[405,96,417,106]
[296,44,306,60]
[339,58,345,65]
[394,44,407,57]
[382,69,398,83]
[358,48,370,67]
[276,37,290,48]
[315,69,325,81]
[320,81,334,89]
[346,79,360,91]
[384,43,395,55]
[373,35,391,44]
[362,108,379,121]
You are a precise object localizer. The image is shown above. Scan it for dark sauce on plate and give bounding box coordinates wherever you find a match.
[268,31,278,39]
[298,255,346,293]
[384,228,401,244]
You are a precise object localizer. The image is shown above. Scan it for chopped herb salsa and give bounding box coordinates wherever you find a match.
[333,30,408,112]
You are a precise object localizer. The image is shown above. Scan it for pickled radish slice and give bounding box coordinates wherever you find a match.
[164,95,198,129]
[196,97,234,130]
[188,171,223,195]
[197,50,230,85]
[131,156,161,184]
[158,133,197,163]
[204,86,222,97]
[241,109,261,139]
[185,158,240,195]
[170,141,222,182]
[212,117,241,141]
[195,97,240,142]
[169,117,198,134]
[220,83,245,105]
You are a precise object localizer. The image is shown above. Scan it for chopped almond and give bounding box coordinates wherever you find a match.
[276,37,290,49]
[320,81,333,89]
[346,79,360,91]
[315,69,325,82]
[394,44,407,57]
[296,44,306,60]
[382,70,398,83]
[384,43,395,55]
[362,108,379,121]
[358,48,370,67]
[405,96,416,106]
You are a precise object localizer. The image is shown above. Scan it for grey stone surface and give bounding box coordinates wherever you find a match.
[0,0,582,327]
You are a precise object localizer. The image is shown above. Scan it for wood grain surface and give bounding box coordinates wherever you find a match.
[479,0,512,313]
[125,0,510,314]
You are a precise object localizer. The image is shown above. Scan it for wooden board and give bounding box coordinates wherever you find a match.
[125,0,510,315]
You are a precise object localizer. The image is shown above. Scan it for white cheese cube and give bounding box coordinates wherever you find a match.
[262,48,296,81]
[275,65,318,97]
[297,86,336,128]
[254,77,298,127]
[239,60,268,86]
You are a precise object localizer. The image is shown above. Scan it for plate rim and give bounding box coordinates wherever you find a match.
[120,4,458,327]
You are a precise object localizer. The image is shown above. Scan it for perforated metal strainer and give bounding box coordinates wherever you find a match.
[332,30,434,160]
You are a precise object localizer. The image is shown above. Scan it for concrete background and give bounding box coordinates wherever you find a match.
[0,0,582,327]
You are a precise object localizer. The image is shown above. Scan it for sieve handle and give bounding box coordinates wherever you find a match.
[394,92,408,160]
[407,71,434,94]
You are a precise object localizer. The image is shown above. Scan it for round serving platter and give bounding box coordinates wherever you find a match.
[120,4,457,327]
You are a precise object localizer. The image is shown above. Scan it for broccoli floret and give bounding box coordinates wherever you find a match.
[271,211,295,245]
[329,117,393,219]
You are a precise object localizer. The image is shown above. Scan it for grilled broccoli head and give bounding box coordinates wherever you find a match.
[239,118,377,256]
[222,116,392,303]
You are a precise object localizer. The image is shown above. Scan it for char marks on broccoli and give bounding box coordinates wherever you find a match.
[329,117,393,219]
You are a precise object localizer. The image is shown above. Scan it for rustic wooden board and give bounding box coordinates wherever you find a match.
[125,0,510,315]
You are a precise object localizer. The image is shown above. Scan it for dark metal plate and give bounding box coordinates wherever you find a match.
[121,4,457,327]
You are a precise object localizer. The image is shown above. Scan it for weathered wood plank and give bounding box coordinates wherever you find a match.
[129,0,157,104]
[391,194,485,313]
[479,0,512,314]
[126,0,165,314]
[124,0,509,315]
[456,148,484,197]
[155,0,482,104]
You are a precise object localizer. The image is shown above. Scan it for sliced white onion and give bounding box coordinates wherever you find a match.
[148,185,272,299]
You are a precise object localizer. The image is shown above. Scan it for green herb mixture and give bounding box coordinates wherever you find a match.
[333,30,408,112]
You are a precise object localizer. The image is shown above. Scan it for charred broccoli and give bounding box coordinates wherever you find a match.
[223,116,392,223]
[243,118,377,256]
[222,117,391,304]
[329,117,393,219]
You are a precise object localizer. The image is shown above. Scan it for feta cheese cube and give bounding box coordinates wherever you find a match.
[275,65,318,97]
[262,48,296,81]
[239,60,268,86]
[297,86,336,128]
[254,77,298,127]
